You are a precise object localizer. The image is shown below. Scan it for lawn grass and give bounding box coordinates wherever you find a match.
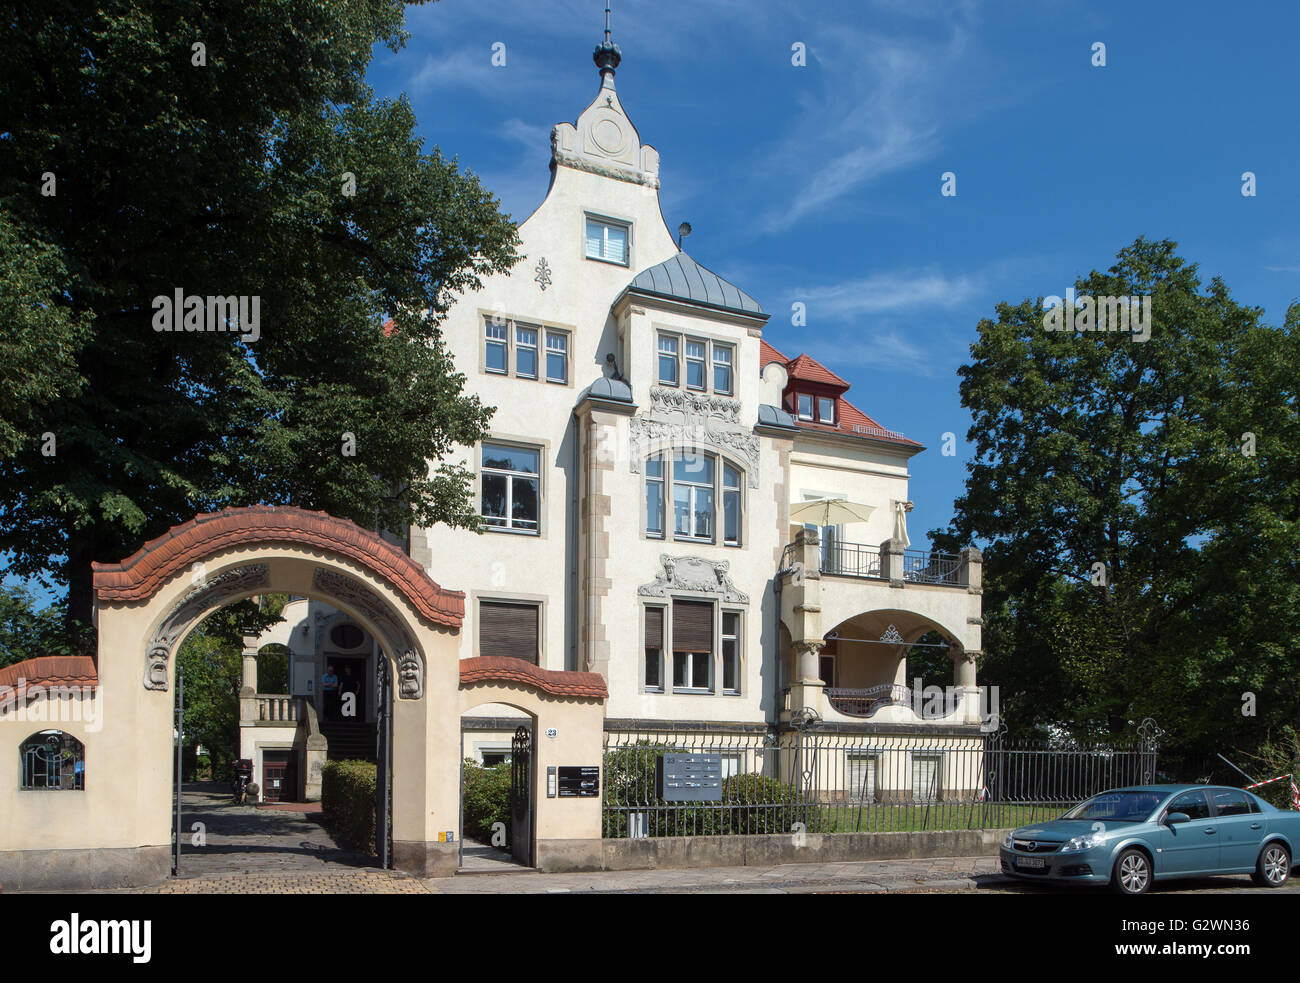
[811,802,1068,833]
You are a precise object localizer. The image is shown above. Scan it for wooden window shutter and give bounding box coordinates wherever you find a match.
[644,607,664,649]
[479,602,539,663]
[672,600,713,653]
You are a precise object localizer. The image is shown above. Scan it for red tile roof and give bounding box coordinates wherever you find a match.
[92,506,465,629]
[786,353,849,389]
[757,341,920,448]
[459,656,608,700]
[0,656,98,708]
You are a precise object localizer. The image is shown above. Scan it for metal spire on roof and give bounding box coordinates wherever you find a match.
[594,0,621,81]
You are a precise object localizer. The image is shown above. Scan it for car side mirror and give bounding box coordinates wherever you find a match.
[1166,812,1190,825]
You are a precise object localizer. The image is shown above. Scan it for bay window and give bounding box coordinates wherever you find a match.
[645,450,743,545]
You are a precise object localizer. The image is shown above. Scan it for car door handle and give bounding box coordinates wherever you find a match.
[1250,823,1262,830]
[1203,828,1216,835]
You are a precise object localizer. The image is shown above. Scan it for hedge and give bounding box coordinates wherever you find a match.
[321,759,377,855]
[462,759,511,843]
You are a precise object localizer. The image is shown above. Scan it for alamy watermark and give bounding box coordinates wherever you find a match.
[152,288,260,343]
[0,680,101,731]
[1042,288,1151,343]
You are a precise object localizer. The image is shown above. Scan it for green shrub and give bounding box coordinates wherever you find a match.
[462,758,511,843]
[321,759,377,855]
[602,742,816,838]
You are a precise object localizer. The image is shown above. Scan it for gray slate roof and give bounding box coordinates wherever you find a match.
[627,252,765,317]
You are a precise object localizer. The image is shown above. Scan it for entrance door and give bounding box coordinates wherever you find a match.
[509,726,533,866]
[262,751,293,803]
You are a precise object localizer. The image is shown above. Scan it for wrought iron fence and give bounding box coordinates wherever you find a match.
[602,725,1160,838]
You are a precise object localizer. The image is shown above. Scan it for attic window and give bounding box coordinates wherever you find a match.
[818,396,835,423]
[584,216,629,265]
[797,393,813,420]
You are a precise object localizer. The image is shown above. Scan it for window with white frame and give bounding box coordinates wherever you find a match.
[672,451,714,541]
[912,753,943,803]
[671,599,713,692]
[480,443,540,533]
[481,316,569,385]
[514,324,538,378]
[685,339,707,390]
[846,752,877,803]
[545,332,568,383]
[584,215,629,265]
[645,455,666,538]
[797,393,814,420]
[713,344,734,394]
[657,333,734,394]
[657,335,679,386]
[644,450,743,546]
[721,611,741,693]
[485,320,508,373]
[817,396,835,423]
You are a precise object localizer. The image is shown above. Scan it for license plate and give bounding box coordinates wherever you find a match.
[1016,857,1045,869]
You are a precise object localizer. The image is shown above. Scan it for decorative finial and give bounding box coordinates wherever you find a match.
[594,0,621,81]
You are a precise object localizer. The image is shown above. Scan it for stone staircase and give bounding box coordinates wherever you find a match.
[320,719,378,763]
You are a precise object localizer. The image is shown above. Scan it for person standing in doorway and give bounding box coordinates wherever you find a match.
[322,664,339,721]
[340,664,358,718]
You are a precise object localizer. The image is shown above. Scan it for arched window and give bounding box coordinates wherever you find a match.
[644,450,742,546]
[20,730,85,790]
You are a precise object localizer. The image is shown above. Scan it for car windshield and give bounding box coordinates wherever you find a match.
[1061,791,1164,822]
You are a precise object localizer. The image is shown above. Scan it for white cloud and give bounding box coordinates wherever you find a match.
[791,269,982,319]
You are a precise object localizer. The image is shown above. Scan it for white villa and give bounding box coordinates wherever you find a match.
[238,38,987,803]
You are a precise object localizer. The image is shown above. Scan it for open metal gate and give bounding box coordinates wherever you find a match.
[509,725,533,866]
[375,656,393,866]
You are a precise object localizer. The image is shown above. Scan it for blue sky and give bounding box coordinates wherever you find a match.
[368,0,1300,544]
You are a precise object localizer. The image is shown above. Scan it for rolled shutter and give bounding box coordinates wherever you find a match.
[672,600,713,653]
[479,602,539,663]
[644,607,663,649]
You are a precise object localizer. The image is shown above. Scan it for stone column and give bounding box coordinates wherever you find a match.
[949,647,984,725]
[880,537,905,586]
[239,635,259,722]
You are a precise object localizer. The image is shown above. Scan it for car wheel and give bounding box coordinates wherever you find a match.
[1112,848,1152,895]
[1251,843,1290,888]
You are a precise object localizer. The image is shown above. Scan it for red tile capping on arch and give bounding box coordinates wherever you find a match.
[90,506,464,629]
[459,656,608,700]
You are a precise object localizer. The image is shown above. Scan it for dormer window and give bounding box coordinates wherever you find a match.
[795,392,836,423]
[585,215,629,265]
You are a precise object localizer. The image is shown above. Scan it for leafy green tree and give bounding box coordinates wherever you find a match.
[0,1,520,646]
[0,583,73,669]
[934,238,1300,755]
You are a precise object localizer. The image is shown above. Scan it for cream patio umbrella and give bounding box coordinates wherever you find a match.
[788,497,876,528]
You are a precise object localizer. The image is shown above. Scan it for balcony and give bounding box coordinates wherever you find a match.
[826,684,915,718]
[779,540,967,588]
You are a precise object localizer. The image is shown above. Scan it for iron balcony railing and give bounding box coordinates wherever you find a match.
[826,684,915,718]
[780,540,966,587]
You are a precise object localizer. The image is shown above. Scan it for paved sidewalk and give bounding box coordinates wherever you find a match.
[426,856,1002,894]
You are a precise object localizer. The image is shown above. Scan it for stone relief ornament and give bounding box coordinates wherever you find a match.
[638,555,749,604]
[144,564,270,691]
[629,386,760,488]
[311,568,425,700]
[534,257,552,291]
[397,650,423,700]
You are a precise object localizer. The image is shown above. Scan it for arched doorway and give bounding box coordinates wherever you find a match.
[87,506,464,884]
[1,506,611,889]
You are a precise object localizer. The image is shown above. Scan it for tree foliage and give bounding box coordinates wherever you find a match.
[934,238,1300,757]
[0,1,521,643]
